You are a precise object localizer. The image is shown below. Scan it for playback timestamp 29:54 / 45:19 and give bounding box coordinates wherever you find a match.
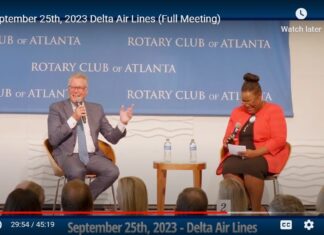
[9,220,55,229]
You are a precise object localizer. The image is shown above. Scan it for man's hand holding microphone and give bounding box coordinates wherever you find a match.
[72,97,87,123]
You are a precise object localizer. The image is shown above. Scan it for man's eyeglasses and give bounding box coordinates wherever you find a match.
[68,86,87,91]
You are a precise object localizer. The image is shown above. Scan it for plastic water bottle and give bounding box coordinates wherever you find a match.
[164,138,172,162]
[189,139,197,162]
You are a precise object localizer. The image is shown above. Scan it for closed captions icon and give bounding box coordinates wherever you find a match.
[280,220,292,230]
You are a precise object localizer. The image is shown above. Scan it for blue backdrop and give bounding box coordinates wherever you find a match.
[0,21,292,116]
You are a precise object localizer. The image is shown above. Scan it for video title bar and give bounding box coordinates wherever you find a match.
[0,0,324,20]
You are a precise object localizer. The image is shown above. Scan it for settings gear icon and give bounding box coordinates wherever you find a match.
[304,219,314,231]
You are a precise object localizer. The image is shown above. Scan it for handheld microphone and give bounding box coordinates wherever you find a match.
[77,97,86,124]
[226,122,241,144]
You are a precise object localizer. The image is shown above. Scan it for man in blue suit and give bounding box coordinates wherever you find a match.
[48,72,133,200]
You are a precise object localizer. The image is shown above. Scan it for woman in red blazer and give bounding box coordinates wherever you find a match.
[216,73,289,212]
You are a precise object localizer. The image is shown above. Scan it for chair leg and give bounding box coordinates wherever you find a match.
[273,178,278,196]
[111,184,117,211]
[53,177,64,211]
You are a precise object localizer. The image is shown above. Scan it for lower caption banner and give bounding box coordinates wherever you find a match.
[0,216,321,235]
